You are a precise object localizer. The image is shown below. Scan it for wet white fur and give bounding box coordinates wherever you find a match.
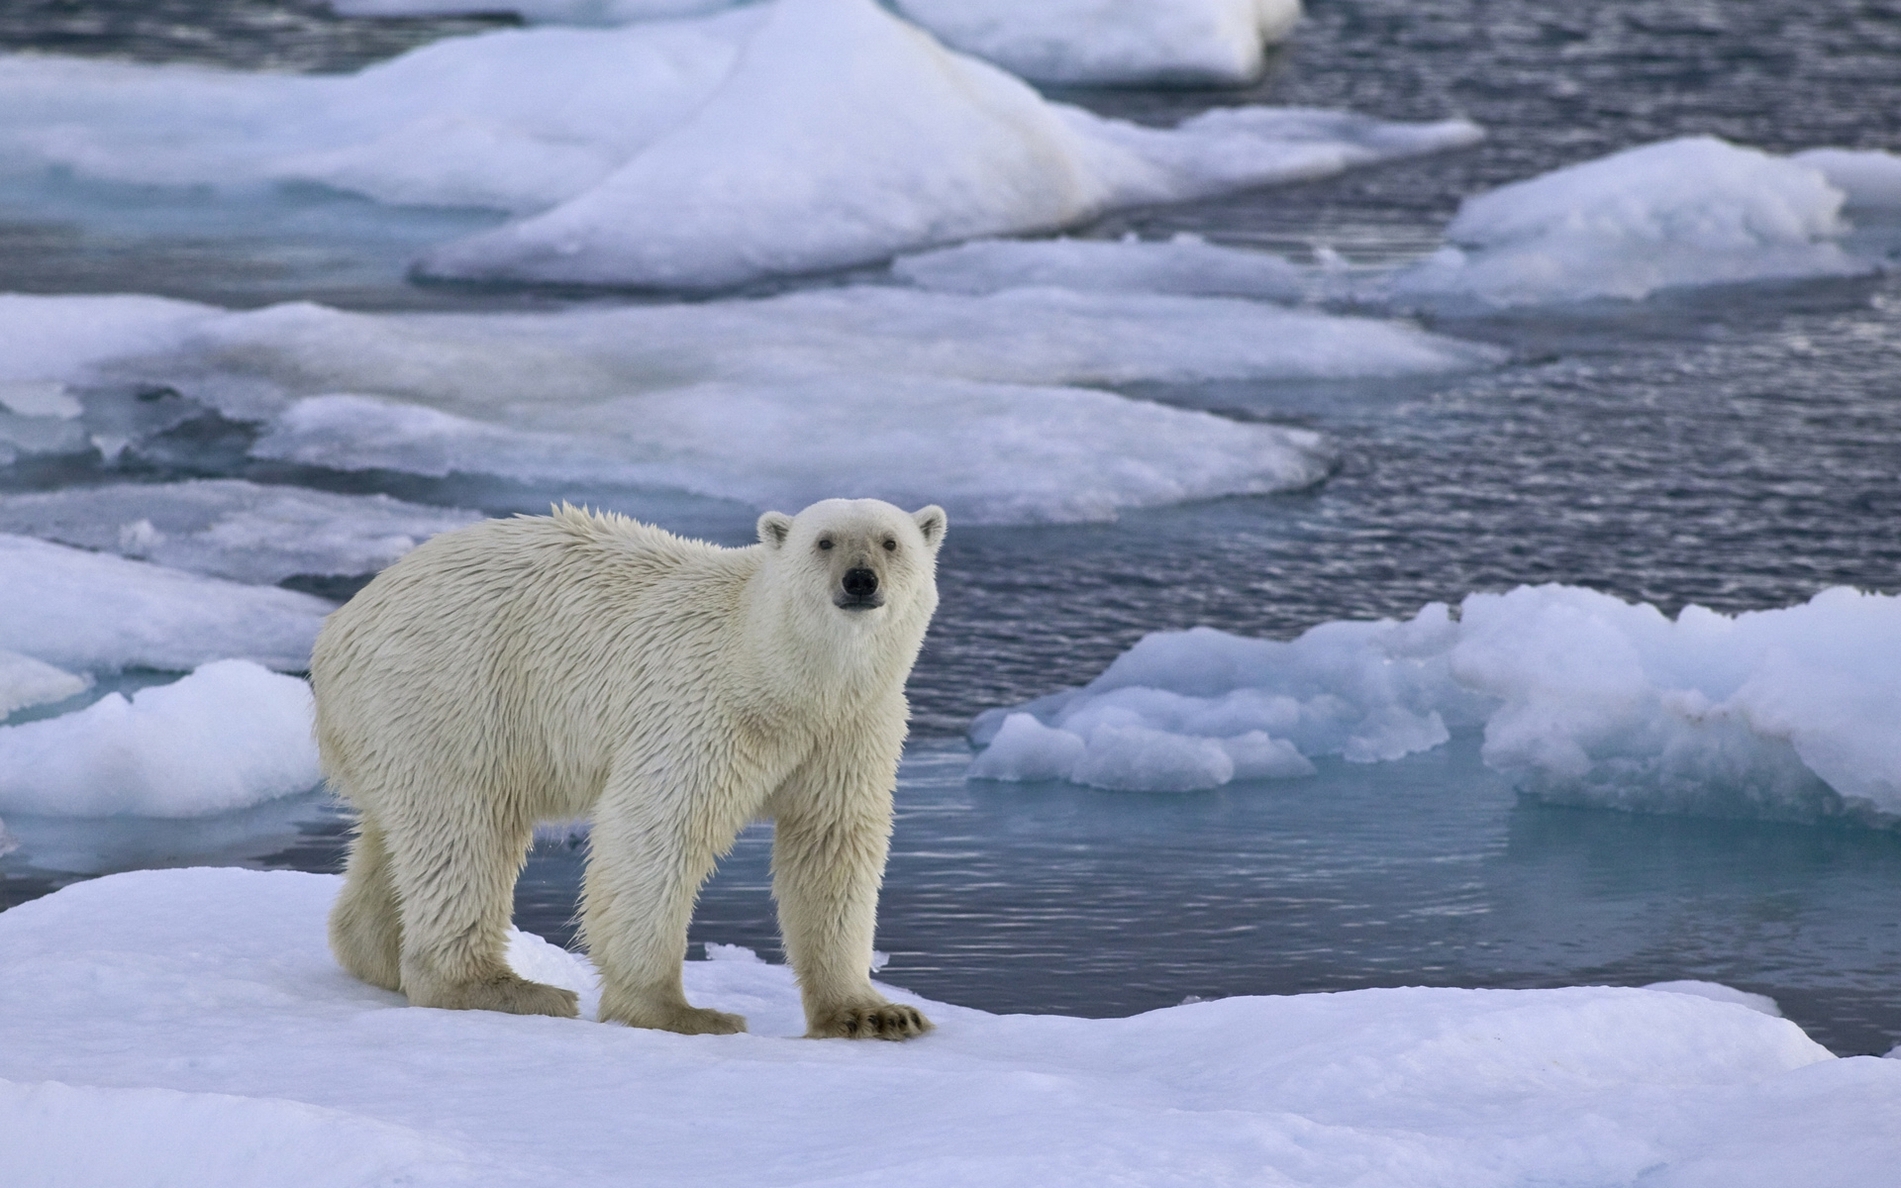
[313,498,945,1036]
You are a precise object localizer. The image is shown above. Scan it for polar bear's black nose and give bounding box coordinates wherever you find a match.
[842,567,879,598]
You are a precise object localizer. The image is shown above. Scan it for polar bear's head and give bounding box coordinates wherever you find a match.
[756,499,946,639]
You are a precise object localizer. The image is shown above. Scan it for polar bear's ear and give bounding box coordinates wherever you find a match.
[757,511,794,549]
[912,505,947,551]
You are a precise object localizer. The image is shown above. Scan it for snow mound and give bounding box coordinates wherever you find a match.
[0,534,331,674]
[414,0,1477,287]
[971,585,1901,825]
[4,867,1898,1188]
[894,0,1302,85]
[0,481,479,585]
[1392,137,1873,306]
[1,288,1495,524]
[0,661,319,818]
[0,650,89,719]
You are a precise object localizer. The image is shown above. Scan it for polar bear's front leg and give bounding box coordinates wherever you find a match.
[770,749,933,1041]
[584,779,748,1035]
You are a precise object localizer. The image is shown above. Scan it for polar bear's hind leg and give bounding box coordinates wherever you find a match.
[386,802,579,1019]
[329,815,403,992]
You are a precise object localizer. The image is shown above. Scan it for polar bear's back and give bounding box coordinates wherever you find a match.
[312,508,755,818]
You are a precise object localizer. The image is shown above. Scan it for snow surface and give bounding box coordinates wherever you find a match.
[892,0,1302,85]
[0,0,1473,287]
[0,661,318,818]
[3,866,1898,1187]
[0,289,1494,523]
[1391,137,1880,306]
[970,585,1901,825]
[0,533,331,673]
[0,650,89,719]
[0,480,479,585]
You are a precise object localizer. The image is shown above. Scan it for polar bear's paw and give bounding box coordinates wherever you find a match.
[599,993,749,1035]
[410,972,581,1018]
[808,1002,933,1041]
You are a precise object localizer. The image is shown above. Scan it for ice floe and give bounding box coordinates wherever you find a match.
[894,232,1319,299]
[3,866,1899,1188]
[1391,136,1884,306]
[891,0,1302,86]
[0,481,479,585]
[971,585,1901,826]
[0,534,331,673]
[416,0,1474,287]
[0,651,89,720]
[1,288,1495,523]
[0,661,318,819]
[0,0,1476,288]
[334,0,1303,87]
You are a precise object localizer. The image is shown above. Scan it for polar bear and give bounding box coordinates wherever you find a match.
[312,498,945,1040]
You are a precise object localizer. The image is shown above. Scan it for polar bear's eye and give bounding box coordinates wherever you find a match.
[882,539,897,551]
[817,538,833,550]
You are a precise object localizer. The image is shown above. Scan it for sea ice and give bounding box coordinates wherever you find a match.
[0,0,1474,287]
[0,480,479,586]
[1391,137,1882,306]
[1791,148,1901,208]
[971,585,1901,826]
[894,232,1318,300]
[417,0,1477,288]
[334,0,1303,87]
[0,288,1494,523]
[3,867,1899,1187]
[0,650,89,719]
[893,0,1303,85]
[0,661,319,818]
[0,534,331,673]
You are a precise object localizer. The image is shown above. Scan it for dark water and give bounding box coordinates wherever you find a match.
[2,0,1899,1054]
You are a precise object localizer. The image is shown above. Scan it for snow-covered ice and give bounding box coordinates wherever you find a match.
[0,481,479,585]
[0,533,331,674]
[896,139,1901,311]
[2,867,1898,1187]
[0,661,318,819]
[0,288,1495,523]
[971,585,1901,825]
[332,0,1303,87]
[0,0,1477,288]
[1391,137,1889,306]
[415,0,1476,287]
[891,0,1302,85]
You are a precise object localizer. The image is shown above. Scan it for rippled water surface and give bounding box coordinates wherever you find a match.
[3,0,1898,1054]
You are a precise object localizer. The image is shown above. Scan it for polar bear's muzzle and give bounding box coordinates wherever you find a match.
[835,566,885,611]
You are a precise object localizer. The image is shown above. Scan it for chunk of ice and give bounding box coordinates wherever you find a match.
[0,288,1494,524]
[894,0,1302,86]
[0,481,479,586]
[0,651,90,719]
[972,585,1901,825]
[0,661,319,818]
[0,534,331,674]
[1391,137,1872,306]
